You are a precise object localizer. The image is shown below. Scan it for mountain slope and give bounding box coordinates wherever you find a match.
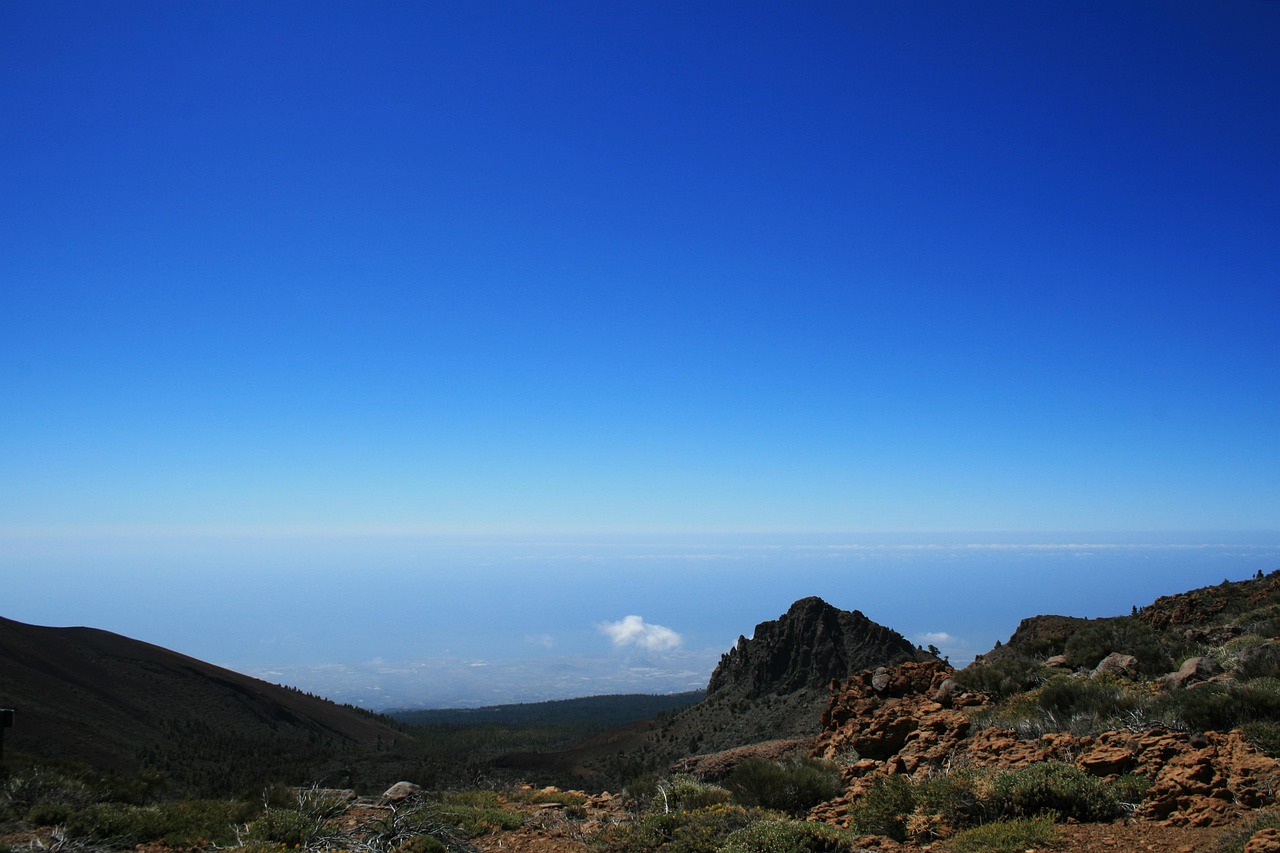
[0,616,410,789]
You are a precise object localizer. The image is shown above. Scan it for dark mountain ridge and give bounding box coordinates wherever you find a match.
[708,596,932,699]
[0,616,412,792]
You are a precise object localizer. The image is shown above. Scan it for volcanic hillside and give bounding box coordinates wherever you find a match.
[0,616,412,792]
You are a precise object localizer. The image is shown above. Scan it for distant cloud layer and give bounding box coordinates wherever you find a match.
[600,615,683,652]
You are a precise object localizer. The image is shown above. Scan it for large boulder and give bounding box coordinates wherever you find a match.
[1237,641,1280,679]
[1163,656,1223,690]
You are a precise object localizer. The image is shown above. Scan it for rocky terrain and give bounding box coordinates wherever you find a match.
[8,571,1280,852]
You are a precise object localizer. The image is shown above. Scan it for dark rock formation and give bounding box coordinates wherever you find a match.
[707,597,933,700]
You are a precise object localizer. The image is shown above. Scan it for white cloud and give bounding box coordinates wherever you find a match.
[917,631,955,645]
[599,615,683,653]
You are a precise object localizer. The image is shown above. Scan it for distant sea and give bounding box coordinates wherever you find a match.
[6,530,1280,708]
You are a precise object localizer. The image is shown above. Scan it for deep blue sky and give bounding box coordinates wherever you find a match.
[3,2,1279,703]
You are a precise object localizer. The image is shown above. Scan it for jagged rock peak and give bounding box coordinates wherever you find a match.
[706,596,932,699]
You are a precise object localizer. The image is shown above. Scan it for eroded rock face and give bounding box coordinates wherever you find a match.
[1134,730,1280,826]
[813,660,987,775]
[707,597,932,700]
[1245,827,1280,853]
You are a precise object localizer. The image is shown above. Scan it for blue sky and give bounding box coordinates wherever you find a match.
[2,2,1279,705]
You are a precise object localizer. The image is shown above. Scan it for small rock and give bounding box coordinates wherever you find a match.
[1092,652,1139,680]
[381,781,422,803]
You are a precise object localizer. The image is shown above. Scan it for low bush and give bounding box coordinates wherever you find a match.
[721,816,862,852]
[1216,808,1280,853]
[1062,618,1172,674]
[25,802,73,826]
[723,759,843,816]
[1244,720,1280,756]
[67,799,258,847]
[436,802,524,838]
[954,655,1047,698]
[625,774,731,814]
[241,805,322,847]
[943,816,1058,853]
[587,804,768,853]
[988,762,1120,822]
[0,767,94,815]
[846,775,915,840]
[1154,677,1280,732]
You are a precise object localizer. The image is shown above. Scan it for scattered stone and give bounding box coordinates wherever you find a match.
[381,781,422,803]
[1093,652,1140,680]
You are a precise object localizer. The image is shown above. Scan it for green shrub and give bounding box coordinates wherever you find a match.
[242,806,321,847]
[1,767,94,814]
[912,769,985,832]
[943,816,1059,853]
[1155,677,1280,732]
[436,802,524,838]
[723,759,843,816]
[1063,618,1171,674]
[1244,720,1280,756]
[955,655,1048,698]
[1035,675,1141,718]
[722,817,862,852]
[396,835,448,853]
[1111,774,1152,806]
[625,774,731,814]
[846,775,915,841]
[988,762,1120,822]
[25,802,73,825]
[587,804,766,853]
[68,800,258,847]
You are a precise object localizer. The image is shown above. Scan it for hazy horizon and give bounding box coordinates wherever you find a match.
[6,529,1279,709]
[3,4,1277,709]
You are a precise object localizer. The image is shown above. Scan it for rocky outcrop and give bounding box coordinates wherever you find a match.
[652,598,937,766]
[707,597,932,700]
[813,660,988,775]
[811,661,1280,830]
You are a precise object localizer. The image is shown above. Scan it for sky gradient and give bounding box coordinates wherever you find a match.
[3,2,1278,705]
